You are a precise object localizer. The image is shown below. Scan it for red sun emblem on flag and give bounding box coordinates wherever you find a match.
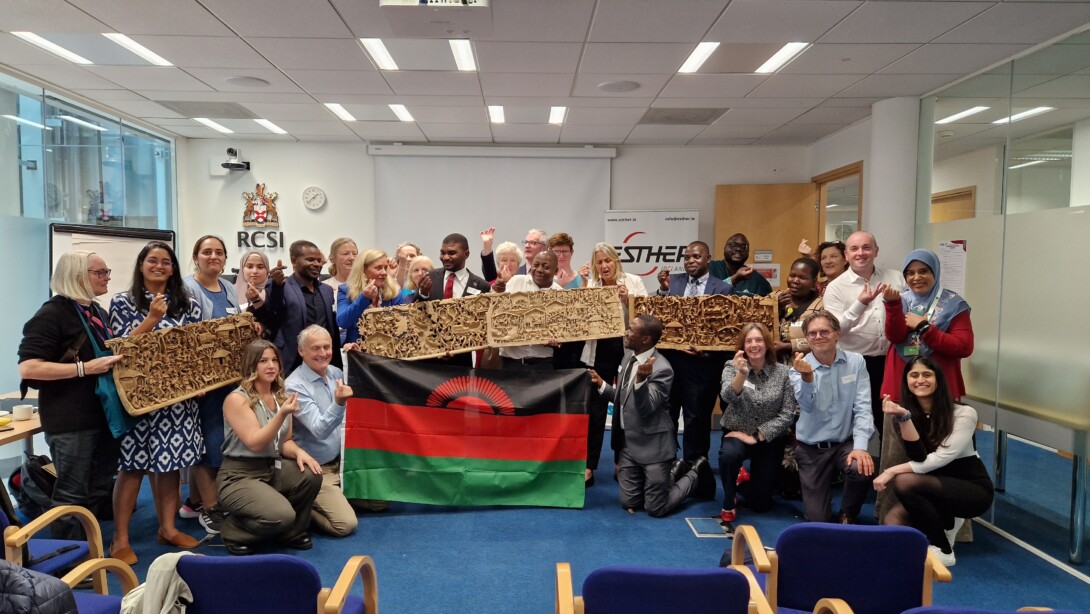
[425,376,516,415]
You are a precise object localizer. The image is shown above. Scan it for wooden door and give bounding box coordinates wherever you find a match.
[931,186,976,222]
[714,183,820,292]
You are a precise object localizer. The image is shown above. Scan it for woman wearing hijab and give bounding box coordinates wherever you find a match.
[880,249,973,402]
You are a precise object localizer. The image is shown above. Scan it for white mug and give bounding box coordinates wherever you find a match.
[12,405,34,421]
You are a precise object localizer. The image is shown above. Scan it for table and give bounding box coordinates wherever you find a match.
[0,391,42,455]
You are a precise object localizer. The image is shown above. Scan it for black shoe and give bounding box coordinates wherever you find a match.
[692,456,716,500]
[837,512,857,525]
[282,533,313,550]
[585,474,596,488]
[224,540,255,556]
[669,459,691,483]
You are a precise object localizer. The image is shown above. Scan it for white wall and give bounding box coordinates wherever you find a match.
[610,145,810,244]
[806,119,872,180]
[932,146,1003,217]
[178,139,376,268]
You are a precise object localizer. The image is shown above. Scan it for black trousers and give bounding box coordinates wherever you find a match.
[587,338,624,471]
[663,350,728,462]
[864,354,886,438]
[718,434,788,512]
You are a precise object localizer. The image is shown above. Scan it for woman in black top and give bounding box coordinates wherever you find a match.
[17,251,124,539]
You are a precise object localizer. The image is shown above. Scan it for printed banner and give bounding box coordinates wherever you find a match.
[343,353,590,508]
[604,209,699,295]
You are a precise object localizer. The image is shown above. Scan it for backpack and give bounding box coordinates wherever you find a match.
[8,455,57,521]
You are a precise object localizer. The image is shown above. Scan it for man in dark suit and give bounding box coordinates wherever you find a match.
[414,233,490,367]
[268,240,342,374]
[654,241,731,497]
[590,315,710,517]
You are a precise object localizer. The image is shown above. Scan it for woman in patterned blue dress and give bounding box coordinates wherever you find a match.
[107,241,204,564]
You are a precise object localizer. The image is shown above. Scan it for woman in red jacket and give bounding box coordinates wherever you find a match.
[881,249,973,401]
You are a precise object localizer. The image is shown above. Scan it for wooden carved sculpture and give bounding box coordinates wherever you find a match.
[487,287,625,347]
[629,294,778,351]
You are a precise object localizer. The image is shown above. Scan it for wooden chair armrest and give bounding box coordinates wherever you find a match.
[323,555,378,614]
[728,565,772,614]
[555,562,576,614]
[5,505,104,565]
[813,597,854,614]
[1016,608,1054,612]
[925,550,952,582]
[61,558,139,596]
[731,525,771,572]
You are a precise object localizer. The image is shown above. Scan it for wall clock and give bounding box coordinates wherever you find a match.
[303,186,327,210]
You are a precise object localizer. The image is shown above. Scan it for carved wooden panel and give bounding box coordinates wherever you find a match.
[487,287,625,347]
[105,313,258,416]
[630,294,778,351]
[357,293,492,360]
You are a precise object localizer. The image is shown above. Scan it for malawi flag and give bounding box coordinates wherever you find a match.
[343,353,591,508]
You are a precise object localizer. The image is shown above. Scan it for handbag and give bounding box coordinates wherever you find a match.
[73,303,139,438]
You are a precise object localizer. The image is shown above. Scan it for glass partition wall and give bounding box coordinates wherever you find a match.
[917,30,1090,565]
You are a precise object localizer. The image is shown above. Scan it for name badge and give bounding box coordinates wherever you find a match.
[226,307,239,315]
[465,287,481,295]
[841,374,857,384]
[274,459,282,470]
[743,380,756,390]
[904,343,920,356]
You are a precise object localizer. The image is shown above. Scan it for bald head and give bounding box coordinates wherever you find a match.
[845,231,878,276]
[530,250,558,289]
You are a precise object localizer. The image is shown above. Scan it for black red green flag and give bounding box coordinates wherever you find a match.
[343,352,591,508]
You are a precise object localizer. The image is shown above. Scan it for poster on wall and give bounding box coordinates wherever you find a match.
[751,263,780,288]
[938,240,966,296]
[603,210,699,295]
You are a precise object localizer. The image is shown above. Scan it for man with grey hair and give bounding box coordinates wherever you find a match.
[284,324,361,536]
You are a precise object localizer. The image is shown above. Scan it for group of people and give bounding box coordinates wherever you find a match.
[16,225,991,567]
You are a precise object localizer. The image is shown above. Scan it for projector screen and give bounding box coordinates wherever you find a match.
[374,154,611,269]
[51,223,175,309]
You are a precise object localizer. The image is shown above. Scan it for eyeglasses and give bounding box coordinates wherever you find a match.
[88,268,111,278]
[726,242,750,250]
[805,329,834,339]
[522,240,545,247]
[145,258,173,268]
[551,248,572,256]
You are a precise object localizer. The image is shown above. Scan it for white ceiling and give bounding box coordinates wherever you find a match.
[2,0,1090,146]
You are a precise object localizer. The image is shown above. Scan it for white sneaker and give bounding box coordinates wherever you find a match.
[944,517,965,549]
[929,545,956,567]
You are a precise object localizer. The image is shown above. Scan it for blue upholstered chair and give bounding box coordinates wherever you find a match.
[1,504,105,586]
[555,562,772,614]
[731,524,952,614]
[63,557,140,614]
[175,553,378,614]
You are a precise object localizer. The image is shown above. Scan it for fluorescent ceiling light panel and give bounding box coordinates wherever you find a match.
[488,105,505,124]
[678,42,720,74]
[935,106,989,125]
[2,115,51,130]
[1009,160,1046,170]
[450,39,476,71]
[324,103,357,122]
[11,32,93,65]
[254,119,287,134]
[389,104,414,122]
[102,33,172,66]
[193,117,233,134]
[59,115,107,131]
[755,42,809,74]
[992,107,1054,124]
[360,38,398,71]
[549,106,567,125]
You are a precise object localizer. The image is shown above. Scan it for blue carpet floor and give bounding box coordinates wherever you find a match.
[93,430,1088,613]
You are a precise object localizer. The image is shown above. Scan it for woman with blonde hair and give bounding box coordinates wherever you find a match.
[322,238,358,312]
[403,255,436,292]
[336,248,410,343]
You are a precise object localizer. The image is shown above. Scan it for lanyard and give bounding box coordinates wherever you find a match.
[258,397,282,458]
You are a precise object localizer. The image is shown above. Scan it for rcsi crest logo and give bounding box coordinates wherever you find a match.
[242,183,280,228]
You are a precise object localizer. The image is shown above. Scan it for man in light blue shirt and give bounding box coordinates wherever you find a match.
[790,310,875,524]
[285,324,358,536]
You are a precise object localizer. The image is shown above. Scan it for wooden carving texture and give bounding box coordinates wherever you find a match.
[630,295,779,351]
[487,286,625,347]
[105,313,258,416]
[357,293,492,360]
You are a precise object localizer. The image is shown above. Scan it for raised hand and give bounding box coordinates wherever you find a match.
[334,379,354,405]
[882,285,901,303]
[246,281,261,303]
[578,262,590,284]
[498,262,515,283]
[587,369,603,387]
[616,284,628,300]
[905,312,927,330]
[363,279,380,303]
[777,290,792,310]
[792,352,813,376]
[732,266,754,281]
[271,259,287,285]
[480,227,495,252]
[798,238,814,258]
[418,272,433,296]
[279,392,299,415]
[657,269,670,291]
[881,394,910,420]
[732,350,750,376]
[635,356,655,382]
[858,282,888,305]
[148,293,167,321]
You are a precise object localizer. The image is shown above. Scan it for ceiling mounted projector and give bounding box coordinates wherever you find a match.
[380,0,492,38]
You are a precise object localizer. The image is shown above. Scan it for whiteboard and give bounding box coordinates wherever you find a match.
[50,224,175,309]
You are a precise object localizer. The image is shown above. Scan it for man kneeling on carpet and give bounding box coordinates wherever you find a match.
[589,315,713,517]
[285,325,359,537]
[217,340,323,555]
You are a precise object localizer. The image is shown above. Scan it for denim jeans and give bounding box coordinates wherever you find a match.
[44,428,119,540]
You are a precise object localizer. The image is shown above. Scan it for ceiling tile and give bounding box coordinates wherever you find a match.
[73,89,149,101]
[835,73,960,97]
[624,124,705,144]
[490,123,561,143]
[706,1,862,44]
[328,0,396,39]
[488,0,598,43]
[67,0,235,36]
[0,33,68,65]
[695,123,780,139]
[699,43,791,74]
[790,106,870,124]
[560,124,632,144]
[245,38,371,71]
[381,39,459,71]
[759,122,846,140]
[272,121,354,136]
[25,64,129,90]
[580,43,694,74]
[293,133,360,142]
[337,104,399,121]
[346,121,429,142]
[589,0,729,43]
[418,123,493,139]
[182,67,303,93]
[239,103,334,121]
[131,36,274,70]
[162,125,230,139]
[488,96,656,108]
[408,106,489,123]
[657,74,767,98]
[654,96,826,108]
[476,42,583,73]
[480,73,574,97]
[936,73,1055,98]
[284,70,393,95]
[198,0,353,38]
[688,137,760,145]
[501,107,550,124]
[317,94,483,107]
[383,71,482,96]
[717,107,806,124]
[139,91,316,103]
[0,0,111,33]
[44,34,152,66]
[819,97,881,107]
[565,107,648,125]
[879,44,1030,75]
[100,100,184,118]
[745,74,864,98]
[780,44,921,75]
[146,117,200,127]
[820,2,992,44]
[936,3,1090,44]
